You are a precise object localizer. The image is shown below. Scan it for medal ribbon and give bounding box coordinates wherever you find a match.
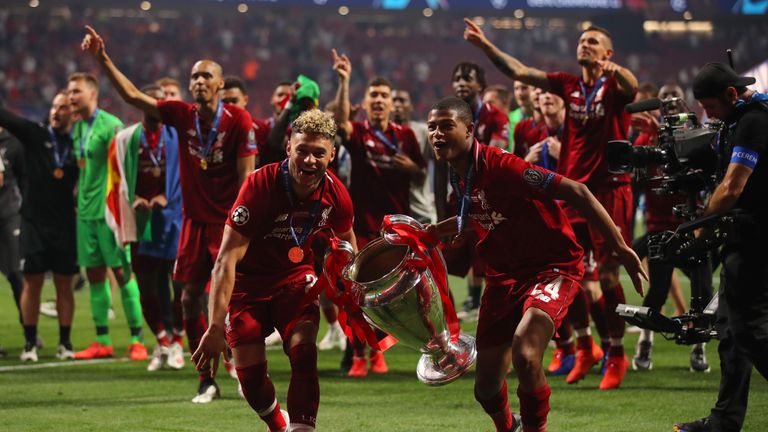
[140,125,165,167]
[48,126,70,168]
[449,145,476,236]
[77,108,99,160]
[367,121,399,154]
[194,101,223,162]
[579,77,606,123]
[280,159,327,250]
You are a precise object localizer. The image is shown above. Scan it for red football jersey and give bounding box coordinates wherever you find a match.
[512,118,547,158]
[345,121,427,240]
[474,102,510,147]
[635,133,685,232]
[456,142,583,279]
[135,125,166,200]
[226,163,354,299]
[252,118,271,166]
[546,72,634,186]
[158,100,258,224]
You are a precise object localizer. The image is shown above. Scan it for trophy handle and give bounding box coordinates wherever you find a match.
[323,239,355,288]
[380,214,425,245]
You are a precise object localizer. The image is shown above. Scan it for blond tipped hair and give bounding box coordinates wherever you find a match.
[292,109,337,141]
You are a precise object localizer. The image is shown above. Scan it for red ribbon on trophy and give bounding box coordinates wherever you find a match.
[380,215,460,344]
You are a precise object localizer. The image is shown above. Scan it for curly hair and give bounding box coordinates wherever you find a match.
[291,109,337,141]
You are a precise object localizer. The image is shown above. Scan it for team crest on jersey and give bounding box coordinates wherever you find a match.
[275,213,288,222]
[319,206,332,227]
[476,190,491,211]
[231,205,250,225]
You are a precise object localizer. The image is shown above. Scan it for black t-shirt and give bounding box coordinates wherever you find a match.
[0,107,78,225]
[723,103,768,219]
[0,129,24,219]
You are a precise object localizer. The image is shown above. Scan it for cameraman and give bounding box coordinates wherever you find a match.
[675,63,768,432]
[631,84,714,373]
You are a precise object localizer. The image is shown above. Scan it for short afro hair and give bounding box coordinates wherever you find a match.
[291,109,337,141]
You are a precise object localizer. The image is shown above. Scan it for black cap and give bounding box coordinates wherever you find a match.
[693,62,756,99]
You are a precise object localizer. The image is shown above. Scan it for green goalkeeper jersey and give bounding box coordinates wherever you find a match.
[72,108,123,221]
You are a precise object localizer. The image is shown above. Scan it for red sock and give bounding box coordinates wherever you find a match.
[287,344,319,428]
[476,381,514,432]
[567,290,591,330]
[590,294,609,341]
[237,362,287,431]
[517,384,551,432]
[157,329,170,347]
[576,335,593,351]
[602,283,627,341]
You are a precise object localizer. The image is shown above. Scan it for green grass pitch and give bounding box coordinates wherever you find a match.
[1,272,766,431]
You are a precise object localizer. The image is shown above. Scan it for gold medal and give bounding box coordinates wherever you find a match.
[78,158,86,169]
[288,246,304,263]
[151,166,162,178]
[200,158,208,170]
[53,168,64,179]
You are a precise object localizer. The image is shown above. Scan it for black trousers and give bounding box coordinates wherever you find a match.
[635,231,714,313]
[708,243,768,431]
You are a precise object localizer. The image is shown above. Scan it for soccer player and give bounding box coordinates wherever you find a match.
[465,18,640,389]
[0,91,78,361]
[509,81,536,154]
[425,97,645,432]
[221,75,271,169]
[82,25,257,402]
[331,48,427,377]
[192,109,356,432]
[109,84,186,371]
[66,72,147,361]
[157,77,184,101]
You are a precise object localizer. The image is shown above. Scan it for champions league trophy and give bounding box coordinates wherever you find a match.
[324,215,476,385]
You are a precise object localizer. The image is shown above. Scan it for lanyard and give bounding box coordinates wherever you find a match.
[48,126,70,168]
[449,146,476,235]
[140,125,165,167]
[579,77,606,122]
[367,121,399,153]
[280,160,327,248]
[77,108,99,159]
[194,101,223,160]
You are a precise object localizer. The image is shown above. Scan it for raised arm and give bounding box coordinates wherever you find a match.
[0,106,38,143]
[552,177,647,295]
[463,18,551,91]
[331,49,354,137]
[81,26,160,118]
[597,60,639,97]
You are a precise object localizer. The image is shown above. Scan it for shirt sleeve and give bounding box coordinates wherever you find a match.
[226,170,266,238]
[730,110,768,169]
[493,150,563,199]
[235,110,259,158]
[157,100,187,130]
[0,107,38,143]
[546,72,569,99]
[341,121,364,157]
[328,180,354,234]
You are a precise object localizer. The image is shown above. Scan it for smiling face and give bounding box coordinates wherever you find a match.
[189,60,224,105]
[576,30,613,66]
[427,108,474,163]
[49,93,73,132]
[363,84,393,124]
[286,132,336,188]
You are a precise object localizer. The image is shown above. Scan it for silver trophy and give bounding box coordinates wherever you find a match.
[324,215,476,385]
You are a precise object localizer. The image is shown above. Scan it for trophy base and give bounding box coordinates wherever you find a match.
[416,333,477,386]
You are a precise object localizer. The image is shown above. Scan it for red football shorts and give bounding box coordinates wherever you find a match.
[225,274,320,348]
[475,273,581,350]
[589,183,633,266]
[172,218,224,284]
